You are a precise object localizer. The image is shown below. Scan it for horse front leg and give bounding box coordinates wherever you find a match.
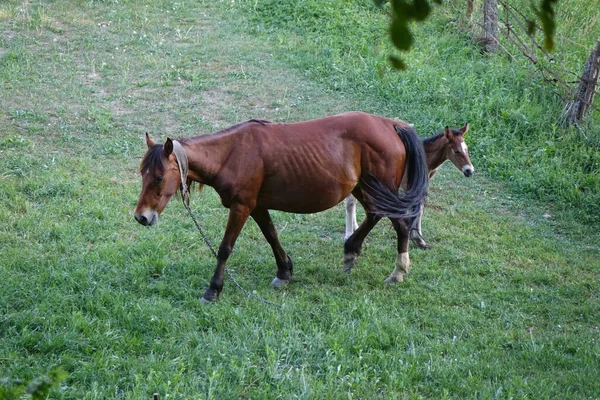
[201,204,250,303]
[385,218,412,284]
[251,208,293,288]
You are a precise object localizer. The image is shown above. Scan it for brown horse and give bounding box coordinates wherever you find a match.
[134,112,429,302]
[344,123,474,247]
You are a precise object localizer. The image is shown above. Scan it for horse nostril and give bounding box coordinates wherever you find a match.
[135,214,148,225]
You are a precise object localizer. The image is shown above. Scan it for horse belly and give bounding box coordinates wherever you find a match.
[257,175,354,213]
[257,139,359,213]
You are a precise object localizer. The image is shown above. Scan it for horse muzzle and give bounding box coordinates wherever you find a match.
[462,165,475,177]
[134,210,158,226]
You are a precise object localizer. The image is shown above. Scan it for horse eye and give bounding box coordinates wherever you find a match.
[454,150,461,155]
[154,176,164,185]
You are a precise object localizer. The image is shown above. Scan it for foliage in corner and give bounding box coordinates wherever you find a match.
[386,0,441,69]
[532,0,558,51]
[382,0,564,68]
[0,368,68,400]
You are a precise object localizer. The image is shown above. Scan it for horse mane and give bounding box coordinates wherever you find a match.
[422,127,462,145]
[210,118,272,136]
[422,132,444,145]
[179,119,272,145]
[140,144,165,174]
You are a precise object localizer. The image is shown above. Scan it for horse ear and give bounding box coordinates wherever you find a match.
[460,123,469,136]
[444,126,452,139]
[163,138,174,157]
[145,132,156,148]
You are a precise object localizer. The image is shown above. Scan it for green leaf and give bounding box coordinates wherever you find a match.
[412,0,431,21]
[526,20,536,36]
[543,26,555,51]
[533,0,557,51]
[26,368,68,400]
[389,55,407,70]
[390,19,413,51]
[391,0,412,18]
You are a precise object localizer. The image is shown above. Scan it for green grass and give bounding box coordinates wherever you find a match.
[1,0,599,398]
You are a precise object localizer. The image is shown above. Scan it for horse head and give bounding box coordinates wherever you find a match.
[134,134,182,226]
[444,123,475,177]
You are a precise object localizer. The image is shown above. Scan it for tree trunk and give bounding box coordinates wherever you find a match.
[483,0,499,53]
[564,40,600,126]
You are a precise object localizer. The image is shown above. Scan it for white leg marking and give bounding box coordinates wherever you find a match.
[385,252,410,284]
[344,195,358,240]
[417,203,424,236]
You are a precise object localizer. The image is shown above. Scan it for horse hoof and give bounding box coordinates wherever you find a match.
[343,253,358,272]
[416,241,430,250]
[384,274,404,285]
[411,237,430,249]
[200,290,218,303]
[271,277,289,288]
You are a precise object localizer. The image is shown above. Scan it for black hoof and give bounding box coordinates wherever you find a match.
[201,289,219,303]
[412,237,430,249]
[410,231,430,249]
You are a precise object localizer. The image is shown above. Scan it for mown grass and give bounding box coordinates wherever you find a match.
[1,0,599,399]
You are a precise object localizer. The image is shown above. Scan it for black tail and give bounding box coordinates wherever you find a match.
[359,125,428,222]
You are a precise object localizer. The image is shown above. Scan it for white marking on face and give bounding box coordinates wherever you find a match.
[461,142,468,153]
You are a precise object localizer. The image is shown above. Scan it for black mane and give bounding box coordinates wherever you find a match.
[422,132,444,145]
[211,118,272,135]
[179,119,272,146]
[140,144,165,174]
[422,127,462,145]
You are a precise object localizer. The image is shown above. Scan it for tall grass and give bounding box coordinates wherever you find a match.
[234,0,600,224]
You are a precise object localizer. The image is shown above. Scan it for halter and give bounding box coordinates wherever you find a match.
[172,140,190,206]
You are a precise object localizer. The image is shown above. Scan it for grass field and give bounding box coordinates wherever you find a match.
[1,0,599,398]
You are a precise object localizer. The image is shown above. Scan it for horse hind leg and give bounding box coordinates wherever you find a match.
[251,208,293,288]
[343,212,381,272]
[385,218,412,284]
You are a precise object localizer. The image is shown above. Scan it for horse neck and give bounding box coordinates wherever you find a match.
[423,135,448,172]
[180,136,229,185]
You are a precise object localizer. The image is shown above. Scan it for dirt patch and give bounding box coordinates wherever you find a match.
[200,88,237,129]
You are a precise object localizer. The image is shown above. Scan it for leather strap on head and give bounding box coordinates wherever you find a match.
[172,140,190,206]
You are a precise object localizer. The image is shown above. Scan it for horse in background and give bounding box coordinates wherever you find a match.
[344,124,474,248]
[134,112,429,302]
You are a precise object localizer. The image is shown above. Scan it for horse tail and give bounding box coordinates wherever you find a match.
[359,124,428,221]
